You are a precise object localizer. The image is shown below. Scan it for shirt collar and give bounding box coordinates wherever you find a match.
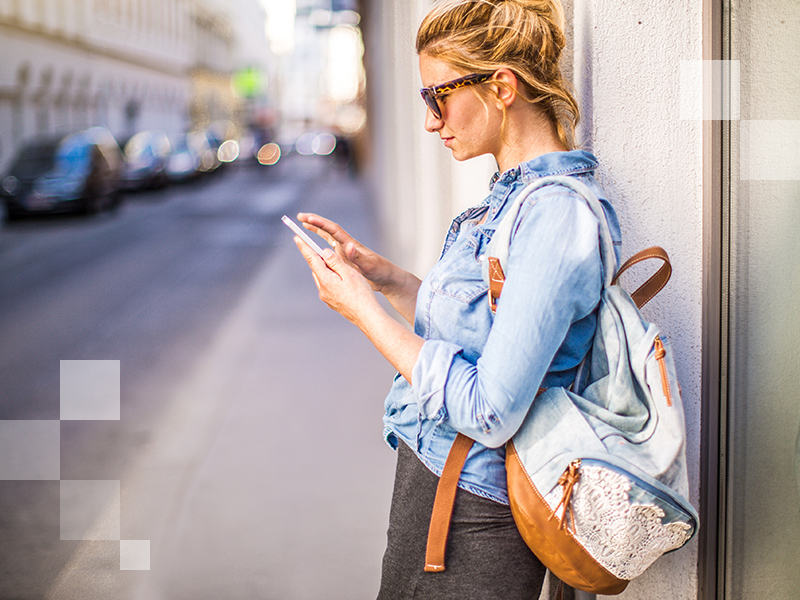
[489,150,599,191]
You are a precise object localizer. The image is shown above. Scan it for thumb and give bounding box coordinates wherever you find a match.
[321,248,345,273]
[345,242,362,263]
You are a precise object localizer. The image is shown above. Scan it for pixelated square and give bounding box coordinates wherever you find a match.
[0,420,60,480]
[120,540,150,570]
[60,480,120,540]
[680,60,740,121]
[60,360,120,420]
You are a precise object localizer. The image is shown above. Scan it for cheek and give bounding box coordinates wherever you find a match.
[467,115,492,143]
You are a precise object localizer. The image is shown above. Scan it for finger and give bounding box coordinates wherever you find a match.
[296,213,322,235]
[298,213,351,247]
[297,213,332,237]
[321,248,363,288]
[300,220,336,247]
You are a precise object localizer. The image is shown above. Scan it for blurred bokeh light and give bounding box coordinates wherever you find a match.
[256,142,281,165]
[217,139,240,163]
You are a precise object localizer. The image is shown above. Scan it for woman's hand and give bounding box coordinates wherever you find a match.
[297,213,421,324]
[294,240,380,328]
[297,213,395,292]
[293,237,424,383]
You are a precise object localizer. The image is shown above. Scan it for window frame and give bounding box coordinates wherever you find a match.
[699,0,729,598]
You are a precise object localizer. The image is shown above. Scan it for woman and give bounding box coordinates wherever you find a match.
[293,0,621,597]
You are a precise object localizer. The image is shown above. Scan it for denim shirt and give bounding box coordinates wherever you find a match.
[382,150,622,504]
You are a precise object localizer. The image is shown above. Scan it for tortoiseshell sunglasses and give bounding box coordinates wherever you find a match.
[419,72,494,119]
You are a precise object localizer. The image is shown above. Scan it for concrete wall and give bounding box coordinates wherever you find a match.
[362,0,495,276]
[583,2,703,599]
[364,2,704,599]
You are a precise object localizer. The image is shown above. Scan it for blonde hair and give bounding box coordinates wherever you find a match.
[416,0,579,150]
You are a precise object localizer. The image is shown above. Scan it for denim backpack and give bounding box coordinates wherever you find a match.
[424,176,699,595]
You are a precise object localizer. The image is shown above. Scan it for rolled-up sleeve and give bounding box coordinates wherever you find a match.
[413,339,463,419]
[410,190,606,448]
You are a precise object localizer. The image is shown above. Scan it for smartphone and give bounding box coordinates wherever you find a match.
[282,215,325,256]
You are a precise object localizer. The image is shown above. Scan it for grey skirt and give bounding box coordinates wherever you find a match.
[377,441,545,600]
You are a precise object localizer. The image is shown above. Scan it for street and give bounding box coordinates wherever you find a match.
[0,154,397,599]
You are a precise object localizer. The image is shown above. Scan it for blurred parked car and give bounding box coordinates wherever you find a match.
[201,130,224,174]
[1,127,123,218]
[120,130,171,190]
[165,131,220,182]
[165,133,199,183]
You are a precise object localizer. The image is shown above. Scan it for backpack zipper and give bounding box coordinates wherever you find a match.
[654,336,673,407]
[551,459,582,531]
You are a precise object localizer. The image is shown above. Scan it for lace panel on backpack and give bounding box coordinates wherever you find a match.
[544,464,693,579]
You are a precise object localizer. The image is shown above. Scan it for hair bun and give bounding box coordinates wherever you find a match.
[496,0,565,32]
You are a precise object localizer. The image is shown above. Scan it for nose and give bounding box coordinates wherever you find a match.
[424,107,443,133]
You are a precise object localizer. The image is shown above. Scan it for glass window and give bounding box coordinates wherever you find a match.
[723,1,800,598]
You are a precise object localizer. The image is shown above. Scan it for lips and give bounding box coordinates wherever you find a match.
[442,137,454,147]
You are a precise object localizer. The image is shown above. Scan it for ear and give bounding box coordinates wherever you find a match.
[490,68,519,109]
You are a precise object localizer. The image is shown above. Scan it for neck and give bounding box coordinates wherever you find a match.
[494,107,567,174]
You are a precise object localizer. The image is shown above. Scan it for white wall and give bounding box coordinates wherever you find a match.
[582,2,703,599]
[364,0,494,276]
[365,2,705,599]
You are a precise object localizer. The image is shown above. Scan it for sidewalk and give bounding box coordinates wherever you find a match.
[44,159,399,600]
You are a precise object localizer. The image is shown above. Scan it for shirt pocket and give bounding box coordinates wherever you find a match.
[428,226,494,303]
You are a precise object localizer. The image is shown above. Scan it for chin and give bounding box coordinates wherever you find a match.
[451,149,484,163]
[450,149,472,162]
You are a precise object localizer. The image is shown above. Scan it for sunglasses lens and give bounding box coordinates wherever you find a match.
[421,91,441,119]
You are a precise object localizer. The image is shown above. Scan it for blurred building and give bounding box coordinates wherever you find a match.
[267,0,365,143]
[0,0,275,168]
[228,0,280,138]
[191,0,276,140]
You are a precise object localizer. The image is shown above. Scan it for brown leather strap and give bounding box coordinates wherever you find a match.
[555,579,564,600]
[425,388,546,573]
[611,246,671,309]
[488,246,670,312]
[487,257,505,314]
[424,433,475,572]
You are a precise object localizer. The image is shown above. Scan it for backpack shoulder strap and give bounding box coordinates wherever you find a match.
[423,433,474,572]
[425,387,546,572]
[482,176,617,311]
